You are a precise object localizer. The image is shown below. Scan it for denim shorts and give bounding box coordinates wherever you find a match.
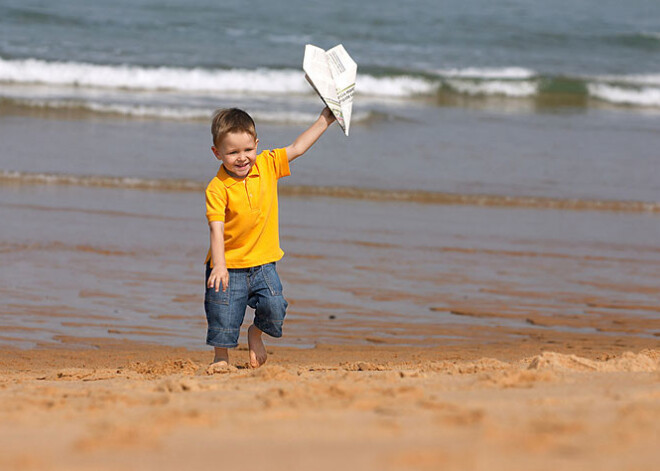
[204,262,288,348]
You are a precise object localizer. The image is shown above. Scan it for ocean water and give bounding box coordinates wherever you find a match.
[1,0,660,204]
[2,0,660,114]
[1,1,659,349]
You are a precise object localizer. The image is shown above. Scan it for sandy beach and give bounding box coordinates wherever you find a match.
[1,170,659,471]
[1,341,659,471]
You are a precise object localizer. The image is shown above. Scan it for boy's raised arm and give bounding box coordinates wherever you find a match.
[285,107,336,162]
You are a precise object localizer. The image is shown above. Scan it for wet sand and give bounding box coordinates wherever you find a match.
[1,183,659,349]
[1,342,659,471]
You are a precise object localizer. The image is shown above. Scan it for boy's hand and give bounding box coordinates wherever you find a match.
[320,106,336,125]
[207,266,229,292]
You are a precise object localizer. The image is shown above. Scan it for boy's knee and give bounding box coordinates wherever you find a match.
[261,295,288,321]
[254,295,287,337]
[254,318,284,338]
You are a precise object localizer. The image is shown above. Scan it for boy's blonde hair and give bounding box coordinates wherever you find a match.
[211,108,257,147]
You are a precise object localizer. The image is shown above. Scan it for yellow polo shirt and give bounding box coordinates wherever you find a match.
[205,148,290,269]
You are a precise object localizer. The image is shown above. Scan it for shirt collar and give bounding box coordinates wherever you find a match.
[217,162,260,187]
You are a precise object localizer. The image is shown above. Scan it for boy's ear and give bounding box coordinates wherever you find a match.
[211,146,221,160]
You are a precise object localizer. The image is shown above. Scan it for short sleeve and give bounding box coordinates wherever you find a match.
[206,185,227,223]
[272,148,291,180]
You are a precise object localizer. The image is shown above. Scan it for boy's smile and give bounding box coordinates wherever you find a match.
[212,131,259,179]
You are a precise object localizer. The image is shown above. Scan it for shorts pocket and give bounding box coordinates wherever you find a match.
[205,286,230,305]
[262,263,283,296]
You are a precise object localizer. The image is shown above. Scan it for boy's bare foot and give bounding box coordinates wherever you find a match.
[212,346,229,365]
[248,324,267,368]
[206,347,235,375]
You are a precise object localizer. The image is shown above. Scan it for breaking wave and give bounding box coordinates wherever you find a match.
[587,84,660,107]
[445,79,538,97]
[3,57,660,114]
[0,57,431,98]
[437,67,536,80]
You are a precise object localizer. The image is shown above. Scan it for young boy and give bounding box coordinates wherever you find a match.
[204,106,335,369]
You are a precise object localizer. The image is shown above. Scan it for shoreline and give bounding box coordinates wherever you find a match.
[2,169,660,213]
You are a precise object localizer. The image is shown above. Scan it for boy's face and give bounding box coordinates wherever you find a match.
[212,131,259,179]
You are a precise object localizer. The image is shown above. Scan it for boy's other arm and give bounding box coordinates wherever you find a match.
[285,107,336,162]
[207,221,229,292]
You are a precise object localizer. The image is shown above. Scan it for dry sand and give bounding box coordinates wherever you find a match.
[1,340,659,471]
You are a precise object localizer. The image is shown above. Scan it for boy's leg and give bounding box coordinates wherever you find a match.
[204,265,249,364]
[247,324,267,368]
[207,346,232,374]
[247,263,288,368]
[213,347,229,365]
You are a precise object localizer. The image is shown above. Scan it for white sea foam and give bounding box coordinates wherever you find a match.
[593,74,660,87]
[4,96,377,123]
[437,67,536,80]
[445,79,538,97]
[356,74,437,97]
[434,67,538,98]
[7,97,212,120]
[588,83,660,107]
[85,102,211,119]
[0,57,436,98]
[7,57,660,109]
[253,110,373,124]
[0,57,307,93]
